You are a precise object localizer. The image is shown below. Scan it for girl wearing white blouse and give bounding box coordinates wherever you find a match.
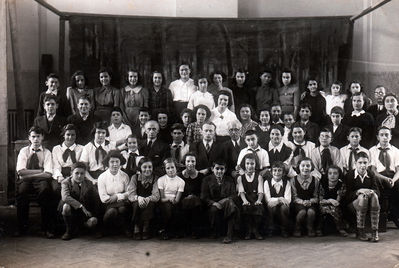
[98,150,131,237]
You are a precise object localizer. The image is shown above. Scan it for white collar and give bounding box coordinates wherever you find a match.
[354,170,369,180]
[377,143,391,150]
[109,123,126,130]
[128,149,140,155]
[271,178,283,186]
[269,141,283,152]
[172,141,185,147]
[245,173,255,181]
[203,140,213,147]
[79,112,89,120]
[94,141,106,148]
[46,114,56,121]
[62,143,77,151]
[351,110,365,117]
[45,89,58,95]
[294,140,306,146]
[30,145,43,152]
[247,145,261,152]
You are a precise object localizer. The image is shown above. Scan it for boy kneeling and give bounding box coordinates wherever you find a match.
[344,152,380,242]
[60,162,98,240]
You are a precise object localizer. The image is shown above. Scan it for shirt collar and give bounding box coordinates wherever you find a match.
[94,141,105,148]
[47,114,56,121]
[128,149,140,155]
[30,145,43,152]
[45,89,58,95]
[62,143,77,151]
[354,170,369,181]
[351,110,365,117]
[271,178,283,186]
[245,173,255,180]
[269,141,283,152]
[109,123,126,130]
[294,140,306,146]
[248,145,261,152]
[172,141,185,147]
[377,143,391,150]
[203,140,213,147]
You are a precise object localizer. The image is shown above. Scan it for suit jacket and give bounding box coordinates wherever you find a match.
[189,140,223,171]
[61,177,92,209]
[367,104,386,121]
[131,125,147,142]
[295,121,320,144]
[343,169,379,205]
[327,123,350,149]
[139,138,168,175]
[67,113,100,145]
[33,114,67,150]
[201,174,236,206]
[342,112,375,148]
[222,139,246,176]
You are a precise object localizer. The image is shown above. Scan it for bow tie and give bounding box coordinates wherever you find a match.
[62,148,77,163]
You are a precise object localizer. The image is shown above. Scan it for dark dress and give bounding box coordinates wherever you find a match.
[293,176,317,212]
[302,93,327,127]
[179,171,204,210]
[239,173,263,216]
[93,85,120,122]
[342,111,375,148]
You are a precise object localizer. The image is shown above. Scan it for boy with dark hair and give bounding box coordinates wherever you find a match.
[326,106,349,149]
[296,102,320,144]
[15,126,55,238]
[201,160,238,244]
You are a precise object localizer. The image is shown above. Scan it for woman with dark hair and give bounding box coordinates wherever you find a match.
[254,70,278,113]
[178,153,205,238]
[120,69,149,127]
[98,150,131,237]
[149,71,174,118]
[94,68,121,122]
[237,103,258,138]
[376,93,399,147]
[128,157,160,240]
[210,90,238,142]
[301,78,327,126]
[230,69,254,113]
[343,80,372,115]
[186,104,212,145]
[278,69,300,118]
[208,70,235,112]
[67,70,94,114]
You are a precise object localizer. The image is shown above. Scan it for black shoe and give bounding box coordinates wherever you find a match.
[357,228,368,241]
[142,232,150,240]
[133,232,141,240]
[222,236,232,244]
[61,232,72,240]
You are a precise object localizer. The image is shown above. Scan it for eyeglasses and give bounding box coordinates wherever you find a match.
[374,91,385,96]
[229,128,241,132]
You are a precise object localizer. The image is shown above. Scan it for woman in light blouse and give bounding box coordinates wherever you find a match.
[128,157,160,240]
[98,150,131,236]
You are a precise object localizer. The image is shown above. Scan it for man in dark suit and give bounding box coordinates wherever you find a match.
[67,95,100,145]
[189,122,222,176]
[222,119,246,178]
[367,86,387,120]
[34,94,67,150]
[138,120,168,176]
[326,106,350,149]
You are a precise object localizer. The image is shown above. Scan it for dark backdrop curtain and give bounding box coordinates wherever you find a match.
[69,16,352,91]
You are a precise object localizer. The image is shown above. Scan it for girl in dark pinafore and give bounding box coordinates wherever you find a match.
[237,153,264,240]
[291,157,319,237]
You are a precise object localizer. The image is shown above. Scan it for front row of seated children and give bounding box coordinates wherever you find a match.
[16,124,393,243]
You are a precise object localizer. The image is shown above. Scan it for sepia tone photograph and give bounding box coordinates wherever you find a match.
[0,0,399,267]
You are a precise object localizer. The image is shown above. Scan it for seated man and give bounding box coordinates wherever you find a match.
[59,162,98,240]
[15,126,55,238]
[201,160,238,244]
[33,94,67,150]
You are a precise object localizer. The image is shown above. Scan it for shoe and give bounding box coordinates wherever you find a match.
[316,230,323,237]
[222,236,232,244]
[254,233,264,240]
[338,229,348,237]
[244,233,251,240]
[142,232,150,240]
[281,230,289,238]
[307,229,316,237]
[124,229,133,238]
[356,228,368,241]
[370,230,379,242]
[94,230,103,239]
[61,232,72,240]
[133,232,141,240]
[293,229,301,237]
[46,231,55,239]
[159,230,169,240]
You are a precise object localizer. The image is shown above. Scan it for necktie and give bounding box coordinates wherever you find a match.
[293,144,305,157]
[171,144,181,160]
[127,152,138,172]
[95,145,107,165]
[62,148,77,163]
[249,148,261,166]
[206,142,211,153]
[348,147,358,170]
[27,149,40,169]
[321,148,332,173]
[147,140,153,148]
[378,147,391,172]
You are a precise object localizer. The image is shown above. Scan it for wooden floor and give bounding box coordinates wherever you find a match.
[1,205,399,268]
